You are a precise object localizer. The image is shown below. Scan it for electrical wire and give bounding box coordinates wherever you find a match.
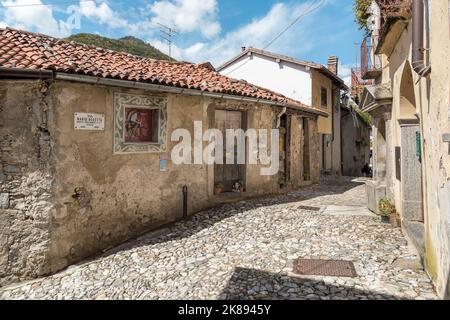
[1,0,95,8]
[223,0,327,76]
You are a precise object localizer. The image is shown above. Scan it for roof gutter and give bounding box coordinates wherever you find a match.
[0,67,54,79]
[54,72,327,118]
[412,0,431,77]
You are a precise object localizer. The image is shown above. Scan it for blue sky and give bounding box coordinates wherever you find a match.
[0,0,365,84]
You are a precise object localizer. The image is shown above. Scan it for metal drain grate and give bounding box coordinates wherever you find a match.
[293,259,357,277]
[297,205,321,212]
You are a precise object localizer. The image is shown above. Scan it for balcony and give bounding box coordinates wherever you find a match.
[361,36,382,80]
[351,67,374,102]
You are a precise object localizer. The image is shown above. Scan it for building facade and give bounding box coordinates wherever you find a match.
[217,48,347,176]
[359,0,450,298]
[0,28,324,285]
[340,100,372,177]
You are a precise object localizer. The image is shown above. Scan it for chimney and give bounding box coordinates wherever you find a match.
[328,56,339,75]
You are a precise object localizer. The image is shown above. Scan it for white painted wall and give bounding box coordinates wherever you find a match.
[219,53,313,106]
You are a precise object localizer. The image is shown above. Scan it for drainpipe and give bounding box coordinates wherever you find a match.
[182,185,188,220]
[412,0,431,77]
[276,107,287,128]
[0,67,54,79]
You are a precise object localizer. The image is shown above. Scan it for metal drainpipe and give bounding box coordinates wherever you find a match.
[182,185,188,220]
[276,107,287,128]
[412,0,431,77]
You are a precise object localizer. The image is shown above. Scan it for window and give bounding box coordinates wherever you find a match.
[321,87,328,108]
[114,93,167,154]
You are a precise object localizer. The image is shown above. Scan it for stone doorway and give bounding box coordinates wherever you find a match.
[214,110,245,192]
[398,62,424,255]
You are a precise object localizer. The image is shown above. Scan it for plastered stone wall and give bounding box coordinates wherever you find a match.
[0,79,321,285]
[0,80,55,285]
[375,1,450,298]
[331,87,342,176]
[341,112,371,177]
[421,1,450,299]
[312,70,333,135]
[308,119,321,183]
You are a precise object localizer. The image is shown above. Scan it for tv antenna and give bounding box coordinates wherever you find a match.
[158,23,179,61]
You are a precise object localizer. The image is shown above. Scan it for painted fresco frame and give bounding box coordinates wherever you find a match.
[114,92,168,154]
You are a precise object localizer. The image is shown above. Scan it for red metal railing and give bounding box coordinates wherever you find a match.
[361,35,382,79]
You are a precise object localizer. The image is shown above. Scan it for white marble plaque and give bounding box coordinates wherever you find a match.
[74,113,105,131]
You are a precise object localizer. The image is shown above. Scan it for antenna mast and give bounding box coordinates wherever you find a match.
[158,23,179,61]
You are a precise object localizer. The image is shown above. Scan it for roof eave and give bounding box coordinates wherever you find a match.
[53,72,325,117]
[217,48,348,91]
[0,66,54,79]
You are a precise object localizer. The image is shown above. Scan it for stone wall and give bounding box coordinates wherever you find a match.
[0,79,321,286]
[421,1,450,299]
[331,87,342,176]
[0,80,55,285]
[371,1,450,298]
[341,111,371,177]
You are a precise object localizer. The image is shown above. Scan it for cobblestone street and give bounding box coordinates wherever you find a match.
[0,178,438,300]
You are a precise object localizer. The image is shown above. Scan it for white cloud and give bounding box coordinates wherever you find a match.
[149,0,220,38]
[79,1,128,29]
[0,0,73,37]
[339,63,352,87]
[154,1,321,66]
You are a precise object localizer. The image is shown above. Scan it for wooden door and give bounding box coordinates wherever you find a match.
[214,110,243,192]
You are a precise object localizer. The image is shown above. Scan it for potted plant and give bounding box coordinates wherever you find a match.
[279,176,287,189]
[214,183,224,195]
[237,180,245,193]
[379,198,397,225]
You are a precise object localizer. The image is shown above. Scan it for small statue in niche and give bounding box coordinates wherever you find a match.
[232,180,245,193]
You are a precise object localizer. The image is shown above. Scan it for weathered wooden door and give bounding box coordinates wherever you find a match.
[214,110,243,192]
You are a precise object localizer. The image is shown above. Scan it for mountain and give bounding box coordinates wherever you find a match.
[66,34,172,61]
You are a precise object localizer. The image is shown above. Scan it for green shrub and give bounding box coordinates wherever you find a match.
[379,198,396,217]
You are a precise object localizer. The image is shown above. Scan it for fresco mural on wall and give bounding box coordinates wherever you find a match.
[125,107,155,143]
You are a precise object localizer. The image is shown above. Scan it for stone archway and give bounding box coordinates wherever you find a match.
[400,63,417,119]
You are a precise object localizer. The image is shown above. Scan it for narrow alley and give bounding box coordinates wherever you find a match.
[0,178,437,300]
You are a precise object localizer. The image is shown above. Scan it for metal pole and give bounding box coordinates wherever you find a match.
[182,185,188,220]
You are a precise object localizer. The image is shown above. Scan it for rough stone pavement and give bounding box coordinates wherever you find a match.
[0,178,438,300]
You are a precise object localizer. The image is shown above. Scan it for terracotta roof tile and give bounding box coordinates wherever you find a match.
[0,28,320,113]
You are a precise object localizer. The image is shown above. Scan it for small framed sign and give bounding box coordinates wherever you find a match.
[74,112,105,131]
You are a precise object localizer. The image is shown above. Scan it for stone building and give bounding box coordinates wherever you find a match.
[217,48,347,176]
[0,28,325,285]
[358,0,450,298]
[340,99,372,177]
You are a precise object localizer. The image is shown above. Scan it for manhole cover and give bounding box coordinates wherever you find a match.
[297,205,321,212]
[293,259,357,277]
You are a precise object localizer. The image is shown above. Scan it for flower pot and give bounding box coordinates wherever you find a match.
[381,215,390,223]
[390,213,400,227]
[214,187,223,195]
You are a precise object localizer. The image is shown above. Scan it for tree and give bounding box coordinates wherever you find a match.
[353,0,372,33]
